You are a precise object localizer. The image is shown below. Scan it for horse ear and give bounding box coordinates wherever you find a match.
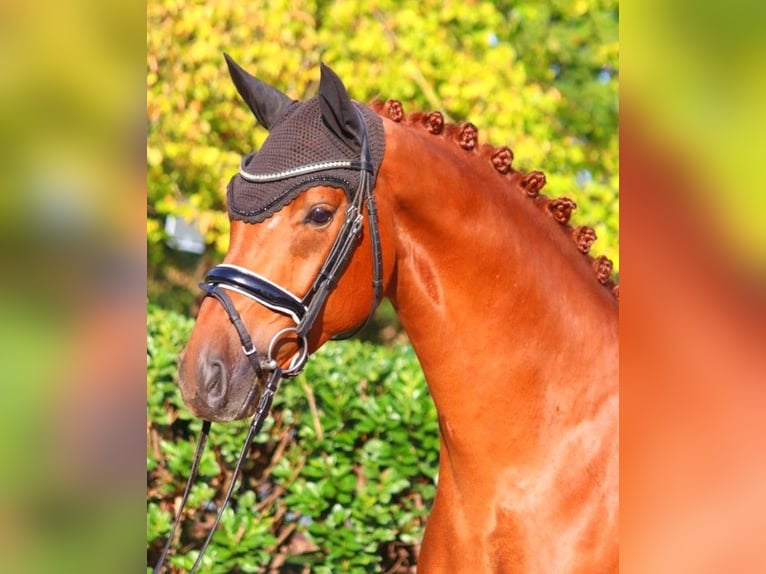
[318,62,363,153]
[224,53,296,130]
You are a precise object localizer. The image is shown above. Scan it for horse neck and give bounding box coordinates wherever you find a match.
[376,118,618,469]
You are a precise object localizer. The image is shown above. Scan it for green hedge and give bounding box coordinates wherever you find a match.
[147,305,438,572]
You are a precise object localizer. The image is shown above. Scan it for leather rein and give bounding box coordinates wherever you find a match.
[153,106,383,572]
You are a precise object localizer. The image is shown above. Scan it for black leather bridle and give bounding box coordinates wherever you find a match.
[201,104,383,384]
[153,105,383,573]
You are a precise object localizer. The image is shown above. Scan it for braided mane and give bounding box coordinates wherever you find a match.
[370,98,619,301]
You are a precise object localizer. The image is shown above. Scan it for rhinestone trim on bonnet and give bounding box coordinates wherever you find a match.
[227,97,386,223]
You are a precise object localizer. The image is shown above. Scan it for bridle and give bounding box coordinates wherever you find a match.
[152,105,383,572]
[204,103,383,391]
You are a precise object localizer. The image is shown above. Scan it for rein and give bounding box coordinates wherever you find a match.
[152,105,382,572]
[152,367,282,574]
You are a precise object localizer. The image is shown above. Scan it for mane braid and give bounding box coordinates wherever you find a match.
[370,98,618,300]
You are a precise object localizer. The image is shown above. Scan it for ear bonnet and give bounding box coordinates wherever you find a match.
[205,57,387,355]
[226,70,385,223]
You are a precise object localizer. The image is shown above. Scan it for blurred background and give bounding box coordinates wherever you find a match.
[0,0,145,573]
[621,2,766,572]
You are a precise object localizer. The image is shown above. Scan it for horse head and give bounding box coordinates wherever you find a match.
[178,56,393,422]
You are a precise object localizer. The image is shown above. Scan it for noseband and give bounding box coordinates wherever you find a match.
[153,106,383,573]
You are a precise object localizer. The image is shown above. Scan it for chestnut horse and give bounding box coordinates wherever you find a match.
[178,56,618,573]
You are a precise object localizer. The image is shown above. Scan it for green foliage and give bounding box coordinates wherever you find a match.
[147,305,438,571]
[148,0,619,312]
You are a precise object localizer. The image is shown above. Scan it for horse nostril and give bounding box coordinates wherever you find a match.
[203,359,228,408]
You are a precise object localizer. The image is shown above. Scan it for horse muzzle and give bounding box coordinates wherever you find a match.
[178,319,309,422]
[178,344,260,421]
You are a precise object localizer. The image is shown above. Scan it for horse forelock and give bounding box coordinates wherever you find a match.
[369,98,619,300]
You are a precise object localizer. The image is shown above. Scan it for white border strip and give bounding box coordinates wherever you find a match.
[239,160,355,182]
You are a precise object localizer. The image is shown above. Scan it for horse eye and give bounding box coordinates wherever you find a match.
[305,206,334,227]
